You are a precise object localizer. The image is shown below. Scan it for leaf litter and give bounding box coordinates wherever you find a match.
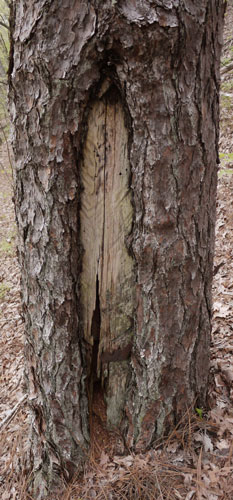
[1,4,233,499]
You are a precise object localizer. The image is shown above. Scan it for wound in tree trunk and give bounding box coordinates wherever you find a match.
[80,80,135,429]
[90,276,101,386]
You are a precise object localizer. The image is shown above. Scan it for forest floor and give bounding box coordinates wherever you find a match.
[0,4,233,500]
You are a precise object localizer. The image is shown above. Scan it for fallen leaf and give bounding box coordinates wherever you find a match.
[203,433,214,453]
[99,451,109,466]
[185,491,195,500]
[216,439,229,451]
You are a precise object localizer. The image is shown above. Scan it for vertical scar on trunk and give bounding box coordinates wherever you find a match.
[90,276,101,385]
[80,80,135,428]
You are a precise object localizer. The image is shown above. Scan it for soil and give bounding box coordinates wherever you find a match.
[0,3,233,499]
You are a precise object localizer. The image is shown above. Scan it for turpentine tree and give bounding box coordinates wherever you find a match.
[9,0,225,497]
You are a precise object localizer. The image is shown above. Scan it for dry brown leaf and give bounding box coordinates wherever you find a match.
[216,438,230,451]
[113,455,133,467]
[203,433,214,453]
[99,451,109,466]
[185,491,195,500]
[183,473,193,485]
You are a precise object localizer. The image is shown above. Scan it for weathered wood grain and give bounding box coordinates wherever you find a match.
[80,82,135,427]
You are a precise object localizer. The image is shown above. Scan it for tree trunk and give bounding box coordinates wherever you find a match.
[9,0,225,497]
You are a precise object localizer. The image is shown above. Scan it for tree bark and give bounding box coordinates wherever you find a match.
[9,0,225,497]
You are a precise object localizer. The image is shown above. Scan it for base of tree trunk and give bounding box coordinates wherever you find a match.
[9,0,225,497]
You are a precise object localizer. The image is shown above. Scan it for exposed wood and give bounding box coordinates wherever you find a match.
[80,82,135,428]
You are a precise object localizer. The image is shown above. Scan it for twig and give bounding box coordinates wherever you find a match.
[196,447,202,500]
[0,394,27,431]
[221,92,233,98]
[221,61,233,76]
[154,469,164,499]
[0,19,9,30]
[0,120,13,170]
[213,261,225,276]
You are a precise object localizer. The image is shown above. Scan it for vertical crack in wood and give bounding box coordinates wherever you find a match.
[80,80,135,429]
[90,276,101,381]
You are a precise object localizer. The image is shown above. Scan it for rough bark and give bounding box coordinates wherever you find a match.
[9,0,225,497]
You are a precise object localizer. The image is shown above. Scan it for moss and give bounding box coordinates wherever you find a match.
[221,57,232,66]
[221,80,233,92]
[220,95,232,109]
[1,191,11,199]
[220,152,233,160]
[0,238,13,255]
[0,281,10,301]
[218,168,233,178]
[0,0,10,70]
[220,94,232,112]
[219,152,233,164]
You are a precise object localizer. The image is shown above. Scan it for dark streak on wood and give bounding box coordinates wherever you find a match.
[101,342,133,363]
